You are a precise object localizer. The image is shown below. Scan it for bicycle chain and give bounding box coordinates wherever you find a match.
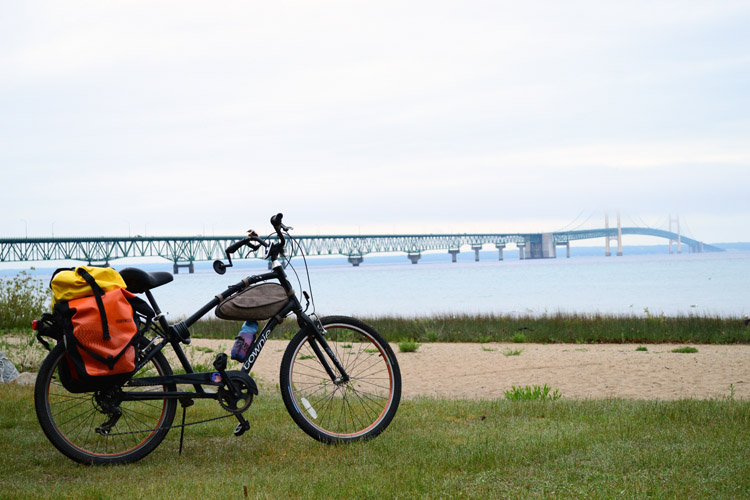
[99,411,237,437]
[98,382,246,437]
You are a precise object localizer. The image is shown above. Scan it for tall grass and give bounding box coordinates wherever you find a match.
[1,384,748,499]
[187,312,750,345]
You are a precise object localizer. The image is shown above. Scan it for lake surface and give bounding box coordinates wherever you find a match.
[8,249,747,320]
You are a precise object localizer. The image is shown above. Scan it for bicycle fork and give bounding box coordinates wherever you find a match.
[303,318,350,385]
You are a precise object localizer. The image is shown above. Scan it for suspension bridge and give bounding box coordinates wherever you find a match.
[0,217,723,272]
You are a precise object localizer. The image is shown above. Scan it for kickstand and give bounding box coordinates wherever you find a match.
[178,397,194,455]
[178,406,187,455]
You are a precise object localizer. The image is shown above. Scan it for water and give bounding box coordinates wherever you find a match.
[8,249,749,320]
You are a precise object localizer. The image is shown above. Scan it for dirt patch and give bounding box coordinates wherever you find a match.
[188,339,750,400]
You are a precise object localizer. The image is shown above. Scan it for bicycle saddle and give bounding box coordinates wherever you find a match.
[119,267,174,293]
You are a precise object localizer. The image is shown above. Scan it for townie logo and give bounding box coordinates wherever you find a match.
[243,325,271,370]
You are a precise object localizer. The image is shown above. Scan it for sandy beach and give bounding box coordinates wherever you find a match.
[189,339,750,400]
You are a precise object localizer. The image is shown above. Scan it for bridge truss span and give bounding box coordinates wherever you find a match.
[0,227,722,271]
[287,234,527,259]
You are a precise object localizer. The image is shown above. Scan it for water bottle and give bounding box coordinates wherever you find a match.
[230,321,258,362]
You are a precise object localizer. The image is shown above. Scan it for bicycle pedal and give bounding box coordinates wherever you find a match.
[213,352,228,371]
[233,421,250,437]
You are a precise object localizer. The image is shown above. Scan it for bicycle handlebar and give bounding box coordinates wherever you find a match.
[215,214,290,274]
[226,237,250,254]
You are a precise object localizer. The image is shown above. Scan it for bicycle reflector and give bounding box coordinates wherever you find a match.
[32,320,39,330]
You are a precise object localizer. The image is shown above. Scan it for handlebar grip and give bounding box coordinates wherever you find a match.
[226,238,249,254]
[270,213,283,228]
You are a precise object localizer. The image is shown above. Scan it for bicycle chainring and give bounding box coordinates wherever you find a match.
[217,374,255,413]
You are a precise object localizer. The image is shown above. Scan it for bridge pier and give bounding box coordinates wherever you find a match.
[173,261,195,274]
[556,241,570,258]
[517,243,525,260]
[407,252,421,264]
[495,244,505,261]
[348,255,364,267]
[471,244,482,261]
[448,249,460,262]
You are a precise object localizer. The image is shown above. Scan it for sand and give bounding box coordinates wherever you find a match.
[189,339,750,400]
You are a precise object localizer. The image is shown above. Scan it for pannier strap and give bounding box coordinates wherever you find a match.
[76,268,110,340]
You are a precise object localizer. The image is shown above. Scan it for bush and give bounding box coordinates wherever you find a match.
[398,339,421,353]
[672,346,699,354]
[504,384,561,401]
[0,270,50,331]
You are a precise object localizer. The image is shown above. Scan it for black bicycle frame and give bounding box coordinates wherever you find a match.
[125,259,350,402]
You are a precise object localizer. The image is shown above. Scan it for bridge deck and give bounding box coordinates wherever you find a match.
[0,228,721,267]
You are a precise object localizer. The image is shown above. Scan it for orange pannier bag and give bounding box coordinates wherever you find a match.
[50,267,153,392]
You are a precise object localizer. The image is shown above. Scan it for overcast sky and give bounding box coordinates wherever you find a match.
[1,1,748,243]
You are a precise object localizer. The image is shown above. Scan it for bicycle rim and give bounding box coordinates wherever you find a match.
[37,346,175,464]
[285,319,399,440]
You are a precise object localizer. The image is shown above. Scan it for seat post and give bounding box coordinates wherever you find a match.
[145,289,170,332]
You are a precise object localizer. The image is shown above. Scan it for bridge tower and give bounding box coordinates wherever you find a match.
[604,212,623,256]
[669,215,682,254]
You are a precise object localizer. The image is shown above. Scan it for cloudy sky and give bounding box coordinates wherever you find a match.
[1,1,748,243]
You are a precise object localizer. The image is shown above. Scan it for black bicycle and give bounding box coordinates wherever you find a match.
[33,214,402,465]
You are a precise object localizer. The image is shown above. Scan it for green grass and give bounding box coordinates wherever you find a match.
[1,384,748,499]
[511,332,527,343]
[504,384,561,401]
[502,347,524,357]
[398,339,421,353]
[672,346,699,354]
[182,312,750,345]
[7,312,728,347]
[635,346,648,352]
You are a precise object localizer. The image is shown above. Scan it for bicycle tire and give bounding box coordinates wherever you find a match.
[280,315,401,443]
[34,338,177,465]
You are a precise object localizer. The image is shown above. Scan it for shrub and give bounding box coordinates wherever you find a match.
[671,346,699,354]
[0,270,50,331]
[398,339,421,353]
[511,332,527,343]
[504,384,561,401]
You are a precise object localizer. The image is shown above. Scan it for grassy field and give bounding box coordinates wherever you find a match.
[1,383,748,499]
[187,313,750,345]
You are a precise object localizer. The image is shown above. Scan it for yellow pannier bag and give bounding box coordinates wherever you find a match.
[50,266,127,306]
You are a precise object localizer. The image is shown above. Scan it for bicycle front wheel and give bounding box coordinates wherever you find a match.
[34,339,177,465]
[280,315,401,443]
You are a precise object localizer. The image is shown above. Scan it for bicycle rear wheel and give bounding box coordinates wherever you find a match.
[34,338,177,465]
[280,315,401,443]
